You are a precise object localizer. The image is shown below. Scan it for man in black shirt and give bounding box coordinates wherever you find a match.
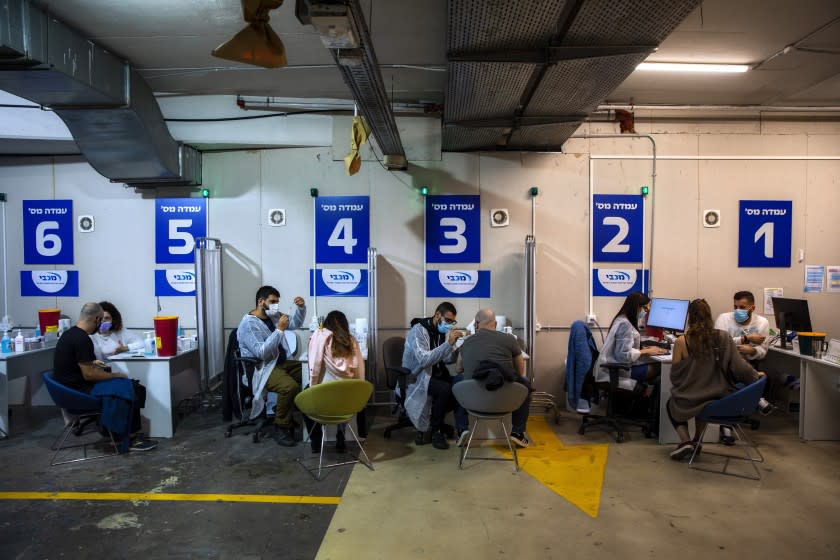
[53,302,156,451]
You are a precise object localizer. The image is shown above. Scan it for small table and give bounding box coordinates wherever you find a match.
[107,348,200,438]
[0,347,56,437]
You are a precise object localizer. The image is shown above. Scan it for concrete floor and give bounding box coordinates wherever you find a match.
[1,404,839,559]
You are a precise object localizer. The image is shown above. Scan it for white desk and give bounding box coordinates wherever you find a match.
[766,345,840,441]
[107,349,200,438]
[0,347,56,436]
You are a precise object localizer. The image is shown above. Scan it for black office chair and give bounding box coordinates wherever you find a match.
[381,336,423,442]
[222,330,275,443]
[578,362,656,443]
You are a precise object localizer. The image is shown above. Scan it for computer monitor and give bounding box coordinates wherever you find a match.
[771,297,812,333]
[645,298,689,332]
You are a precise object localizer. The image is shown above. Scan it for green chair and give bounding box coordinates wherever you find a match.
[294,379,374,480]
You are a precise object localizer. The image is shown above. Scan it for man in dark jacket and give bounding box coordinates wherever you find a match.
[456,308,532,448]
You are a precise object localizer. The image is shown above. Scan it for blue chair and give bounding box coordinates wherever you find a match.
[42,372,118,466]
[688,377,767,480]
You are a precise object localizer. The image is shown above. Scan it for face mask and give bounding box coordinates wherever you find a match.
[265,303,283,317]
[734,309,750,323]
[99,321,112,333]
[437,322,452,334]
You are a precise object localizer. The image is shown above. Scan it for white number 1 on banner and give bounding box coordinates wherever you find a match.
[754,222,774,258]
[328,217,358,255]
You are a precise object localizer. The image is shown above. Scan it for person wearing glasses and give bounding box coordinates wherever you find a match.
[402,301,465,450]
[667,298,763,460]
[595,291,668,390]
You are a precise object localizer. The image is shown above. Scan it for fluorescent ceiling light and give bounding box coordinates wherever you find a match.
[636,62,750,73]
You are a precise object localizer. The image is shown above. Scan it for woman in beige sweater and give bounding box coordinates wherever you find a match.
[667,299,764,460]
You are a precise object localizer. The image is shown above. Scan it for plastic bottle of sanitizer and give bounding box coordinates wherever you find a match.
[144,331,155,356]
[1,331,11,354]
[14,330,25,352]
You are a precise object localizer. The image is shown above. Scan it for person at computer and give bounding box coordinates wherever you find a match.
[455,308,531,448]
[596,291,669,390]
[402,302,464,450]
[667,298,764,460]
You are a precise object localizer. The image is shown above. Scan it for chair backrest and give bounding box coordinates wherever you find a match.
[295,379,373,419]
[453,379,528,414]
[382,337,406,389]
[42,371,100,414]
[700,377,767,421]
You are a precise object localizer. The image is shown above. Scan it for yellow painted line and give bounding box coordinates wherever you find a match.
[496,416,609,519]
[0,491,340,505]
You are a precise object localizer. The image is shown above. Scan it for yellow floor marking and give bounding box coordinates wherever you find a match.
[496,416,608,518]
[0,491,340,505]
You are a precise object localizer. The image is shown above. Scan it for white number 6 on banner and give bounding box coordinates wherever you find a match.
[35,221,62,257]
[328,217,358,255]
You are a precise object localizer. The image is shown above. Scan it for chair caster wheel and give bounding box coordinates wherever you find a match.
[644,430,655,439]
[615,433,625,443]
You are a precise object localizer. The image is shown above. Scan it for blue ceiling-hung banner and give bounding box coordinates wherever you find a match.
[738,200,792,268]
[23,199,74,265]
[155,198,207,264]
[426,270,490,298]
[20,270,79,297]
[154,269,197,296]
[592,269,649,297]
[426,195,481,263]
[592,194,644,263]
[309,269,368,297]
[315,196,370,264]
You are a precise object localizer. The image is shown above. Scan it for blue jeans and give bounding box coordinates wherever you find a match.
[453,374,533,434]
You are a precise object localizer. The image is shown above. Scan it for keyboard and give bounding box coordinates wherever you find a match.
[641,339,670,350]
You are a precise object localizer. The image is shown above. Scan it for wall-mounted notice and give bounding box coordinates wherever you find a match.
[426,270,490,298]
[155,269,196,296]
[20,270,79,297]
[827,266,840,294]
[592,268,649,297]
[804,265,825,293]
[592,194,644,263]
[309,268,368,297]
[426,195,481,263]
[738,200,792,268]
[23,200,74,264]
[763,288,783,315]
[315,196,370,264]
[155,198,207,264]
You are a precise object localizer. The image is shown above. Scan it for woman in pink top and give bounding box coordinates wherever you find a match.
[305,310,366,453]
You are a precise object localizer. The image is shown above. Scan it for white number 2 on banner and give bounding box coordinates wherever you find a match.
[328,217,358,255]
[601,216,630,253]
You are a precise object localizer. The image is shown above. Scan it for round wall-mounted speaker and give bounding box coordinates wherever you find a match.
[268,208,286,226]
[78,215,95,233]
[703,209,721,228]
[490,208,509,227]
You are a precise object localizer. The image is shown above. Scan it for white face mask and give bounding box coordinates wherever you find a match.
[265,302,283,317]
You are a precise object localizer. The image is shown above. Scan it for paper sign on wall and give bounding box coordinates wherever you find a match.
[23,200,74,265]
[309,268,368,297]
[426,195,481,263]
[738,200,792,268]
[20,270,79,297]
[315,196,370,264]
[426,270,490,298]
[592,194,644,263]
[155,269,196,296]
[155,198,207,264]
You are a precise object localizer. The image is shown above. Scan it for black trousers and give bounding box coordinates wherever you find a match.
[130,380,147,434]
[427,376,456,432]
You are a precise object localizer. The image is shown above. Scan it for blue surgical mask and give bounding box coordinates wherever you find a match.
[734,309,750,323]
[437,322,452,334]
[99,321,112,333]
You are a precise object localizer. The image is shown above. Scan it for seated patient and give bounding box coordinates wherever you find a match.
[667,298,764,460]
[91,301,144,360]
[53,303,156,452]
[306,310,366,453]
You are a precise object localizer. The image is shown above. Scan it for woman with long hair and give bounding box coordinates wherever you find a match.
[306,310,366,452]
[595,291,668,389]
[91,301,144,360]
[667,299,763,460]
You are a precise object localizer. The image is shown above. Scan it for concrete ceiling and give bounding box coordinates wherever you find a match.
[23,0,840,109]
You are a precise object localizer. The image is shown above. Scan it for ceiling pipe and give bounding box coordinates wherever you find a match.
[596,104,840,112]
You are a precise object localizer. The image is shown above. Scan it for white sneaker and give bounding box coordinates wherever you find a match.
[576,399,591,414]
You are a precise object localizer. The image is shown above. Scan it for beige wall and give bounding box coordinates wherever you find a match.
[2,115,839,402]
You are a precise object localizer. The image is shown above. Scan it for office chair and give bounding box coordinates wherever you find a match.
[223,349,269,442]
[294,379,374,481]
[578,362,656,443]
[688,377,767,480]
[453,379,529,472]
[42,372,118,466]
[381,336,422,442]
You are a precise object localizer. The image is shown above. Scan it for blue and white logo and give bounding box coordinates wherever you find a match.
[20,270,79,297]
[310,269,368,297]
[426,270,490,298]
[155,269,196,296]
[592,268,648,297]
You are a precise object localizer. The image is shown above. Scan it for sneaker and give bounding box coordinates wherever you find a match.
[576,400,591,414]
[272,427,296,447]
[431,430,449,450]
[456,429,470,447]
[758,398,775,416]
[335,430,346,453]
[719,426,736,446]
[670,441,695,461]
[414,431,426,446]
[130,438,158,452]
[510,432,530,448]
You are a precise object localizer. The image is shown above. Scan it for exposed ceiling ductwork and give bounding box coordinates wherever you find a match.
[0,0,201,187]
[443,0,703,152]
